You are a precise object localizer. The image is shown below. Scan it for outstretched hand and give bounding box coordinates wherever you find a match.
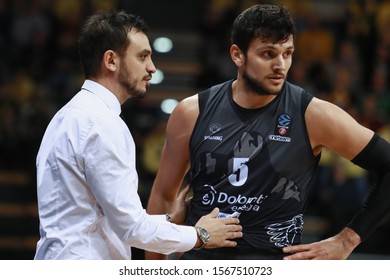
[283,227,361,260]
[195,208,243,249]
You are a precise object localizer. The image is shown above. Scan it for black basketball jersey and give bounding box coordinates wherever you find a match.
[186,80,320,254]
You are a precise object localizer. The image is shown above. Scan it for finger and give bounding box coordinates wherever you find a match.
[284,252,299,260]
[283,245,314,260]
[185,196,193,207]
[207,240,238,249]
[284,251,313,260]
[283,246,294,253]
[177,185,190,199]
[226,224,242,232]
[283,244,308,253]
[222,240,238,248]
[226,230,243,239]
[219,217,240,225]
[208,207,220,218]
[182,185,190,194]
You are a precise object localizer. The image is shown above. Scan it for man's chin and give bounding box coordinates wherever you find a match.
[256,86,282,96]
[265,82,284,95]
[132,89,147,99]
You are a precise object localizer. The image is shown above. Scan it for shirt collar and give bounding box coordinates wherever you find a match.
[81,79,122,116]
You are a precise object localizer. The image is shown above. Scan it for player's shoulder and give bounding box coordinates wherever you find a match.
[307,96,339,115]
[175,94,199,114]
[166,94,199,131]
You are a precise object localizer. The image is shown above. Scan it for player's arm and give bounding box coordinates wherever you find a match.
[306,98,374,161]
[284,97,390,259]
[145,95,199,259]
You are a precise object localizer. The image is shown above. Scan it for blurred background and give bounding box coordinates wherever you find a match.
[0,0,389,259]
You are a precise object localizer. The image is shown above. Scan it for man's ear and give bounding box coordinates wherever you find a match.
[230,44,244,67]
[103,50,118,72]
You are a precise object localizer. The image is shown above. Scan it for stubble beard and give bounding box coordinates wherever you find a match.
[118,62,147,99]
[242,70,284,96]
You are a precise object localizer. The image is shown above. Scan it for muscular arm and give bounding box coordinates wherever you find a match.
[283,98,375,259]
[145,95,199,259]
[306,98,374,160]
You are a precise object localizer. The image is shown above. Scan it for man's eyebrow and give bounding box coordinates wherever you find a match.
[138,49,152,55]
[256,44,295,51]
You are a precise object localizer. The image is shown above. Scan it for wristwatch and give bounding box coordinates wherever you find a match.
[194,226,210,250]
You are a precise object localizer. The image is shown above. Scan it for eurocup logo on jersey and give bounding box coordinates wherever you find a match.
[276,113,291,135]
[269,113,292,142]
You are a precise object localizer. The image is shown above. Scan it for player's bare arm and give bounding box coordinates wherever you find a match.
[147,94,199,215]
[283,97,374,259]
[145,95,199,259]
[305,97,374,160]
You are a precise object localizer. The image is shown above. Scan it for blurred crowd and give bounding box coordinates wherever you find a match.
[0,0,389,256]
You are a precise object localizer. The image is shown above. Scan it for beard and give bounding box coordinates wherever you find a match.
[118,61,147,99]
[242,68,284,96]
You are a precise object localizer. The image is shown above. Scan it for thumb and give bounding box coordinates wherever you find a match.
[177,185,190,200]
[208,207,220,218]
[182,185,190,195]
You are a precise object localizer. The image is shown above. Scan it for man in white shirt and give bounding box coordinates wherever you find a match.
[34,9,242,260]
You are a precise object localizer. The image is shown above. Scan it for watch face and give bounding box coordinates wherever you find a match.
[197,227,210,244]
[199,228,208,238]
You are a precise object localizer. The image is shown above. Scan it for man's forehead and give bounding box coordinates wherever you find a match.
[127,30,151,52]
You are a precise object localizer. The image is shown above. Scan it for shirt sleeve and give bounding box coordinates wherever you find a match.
[82,115,197,254]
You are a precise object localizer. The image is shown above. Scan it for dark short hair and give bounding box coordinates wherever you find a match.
[231,4,296,54]
[78,10,148,78]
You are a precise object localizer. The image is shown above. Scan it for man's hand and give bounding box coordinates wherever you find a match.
[283,227,361,260]
[194,208,243,249]
[168,185,191,225]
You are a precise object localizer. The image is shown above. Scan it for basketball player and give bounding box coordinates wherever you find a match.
[146,4,390,260]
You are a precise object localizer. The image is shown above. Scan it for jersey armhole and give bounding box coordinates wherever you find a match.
[189,83,227,166]
[188,88,211,165]
[198,88,211,115]
[300,90,313,114]
[300,90,319,161]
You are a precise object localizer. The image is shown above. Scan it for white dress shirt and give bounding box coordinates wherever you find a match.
[34,80,196,259]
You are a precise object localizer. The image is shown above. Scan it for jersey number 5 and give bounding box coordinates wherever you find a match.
[228,157,249,187]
